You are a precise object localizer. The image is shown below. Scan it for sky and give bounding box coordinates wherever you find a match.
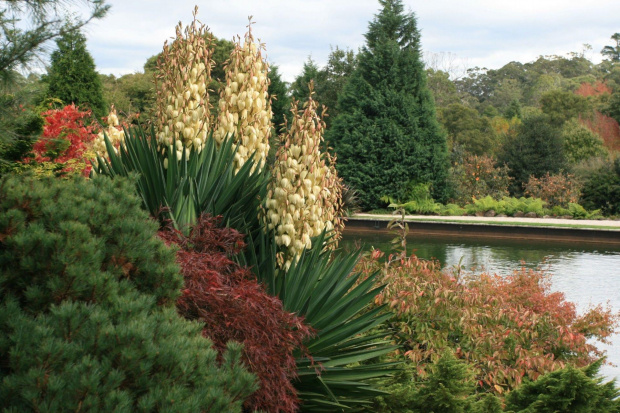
[81,0,620,83]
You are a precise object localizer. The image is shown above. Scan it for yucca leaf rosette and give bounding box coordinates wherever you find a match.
[214,20,272,173]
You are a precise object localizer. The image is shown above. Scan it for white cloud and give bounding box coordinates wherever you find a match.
[83,0,620,82]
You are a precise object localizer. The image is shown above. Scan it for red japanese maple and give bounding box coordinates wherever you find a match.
[32,104,96,175]
[159,215,313,413]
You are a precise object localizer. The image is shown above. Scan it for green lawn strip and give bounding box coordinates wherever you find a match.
[351,215,620,231]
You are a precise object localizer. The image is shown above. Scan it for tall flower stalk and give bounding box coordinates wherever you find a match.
[264,83,343,269]
[92,105,125,159]
[154,7,213,159]
[213,19,272,173]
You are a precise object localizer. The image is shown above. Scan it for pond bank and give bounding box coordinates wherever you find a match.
[347,213,620,245]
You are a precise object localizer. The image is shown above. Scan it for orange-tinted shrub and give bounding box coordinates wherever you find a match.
[357,251,619,394]
[31,104,96,175]
[523,172,581,208]
[450,154,512,205]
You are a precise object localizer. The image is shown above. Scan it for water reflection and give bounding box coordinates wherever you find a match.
[341,231,620,382]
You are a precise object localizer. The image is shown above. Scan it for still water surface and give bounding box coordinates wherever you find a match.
[341,231,620,382]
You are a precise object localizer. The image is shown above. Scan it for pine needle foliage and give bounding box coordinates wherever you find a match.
[0,174,256,411]
[327,0,448,210]
[45,28,106,118]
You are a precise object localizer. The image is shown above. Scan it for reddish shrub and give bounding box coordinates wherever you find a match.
[450,154,512,205]
[31,104,96,175]
[524,172,581,208]
[159,215,313,413]
[357,251,619,394]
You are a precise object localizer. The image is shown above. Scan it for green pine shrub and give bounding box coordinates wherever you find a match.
[504,361,620,413]
[0,174,256,411]
[372,352,503,413]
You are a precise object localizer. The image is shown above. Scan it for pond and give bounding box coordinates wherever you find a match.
[341,229,620,383]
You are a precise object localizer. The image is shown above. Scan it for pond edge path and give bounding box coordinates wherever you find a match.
[347,213,620,244]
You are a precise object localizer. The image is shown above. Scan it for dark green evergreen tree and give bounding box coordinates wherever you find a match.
[0,174,257,411]
[289,57,322,105]
[267,64,290,134]
[289,48,357,128]
[319,47,357,128]
[498,114,566,195]
[45,28,106,118]
[326,0,448,209]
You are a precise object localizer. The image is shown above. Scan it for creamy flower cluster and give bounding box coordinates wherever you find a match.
[93,106,125,158]
[213,24,272,173]
[155,8,212,160]
[264,91,343,269]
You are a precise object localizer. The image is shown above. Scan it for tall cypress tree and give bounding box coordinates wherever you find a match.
[327,0,448,210]
[46,28,106,118]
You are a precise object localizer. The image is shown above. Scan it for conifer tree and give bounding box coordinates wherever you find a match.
[46,28,106,118]
[327,0,448,210]
[0,175,256,411]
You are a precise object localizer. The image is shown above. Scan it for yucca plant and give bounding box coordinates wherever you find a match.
[264,85,344,270]
[92,105,125,160]
[92,125,267,235]
[154,7,213,154]
[213,19,272,173]
[242,231,399,412]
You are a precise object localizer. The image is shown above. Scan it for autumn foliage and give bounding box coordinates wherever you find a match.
[357,250,619,395]
[580,111,620,152]
[523,172,581,208]
[30,104,96,175]
[574,81,612,97]
[449,154,512,205]
[158,215,313,413]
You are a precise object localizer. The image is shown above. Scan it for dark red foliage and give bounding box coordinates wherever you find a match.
[159,215,313,413]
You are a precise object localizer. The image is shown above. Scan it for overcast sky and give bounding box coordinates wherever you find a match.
[82,0,620,83]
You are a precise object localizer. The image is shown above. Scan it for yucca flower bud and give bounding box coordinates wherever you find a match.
[92,105,125,161]
[213,19,272,173]
[154,6,213,158]
[264,82,344,269]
